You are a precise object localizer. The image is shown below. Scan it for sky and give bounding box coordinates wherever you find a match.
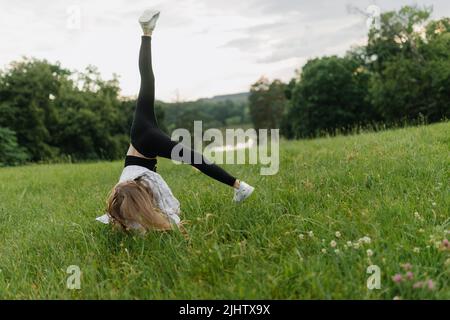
[0,0,449,102]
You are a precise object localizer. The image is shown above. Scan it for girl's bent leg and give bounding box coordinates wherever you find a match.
[186,148,237,187]
[152,132,237,187]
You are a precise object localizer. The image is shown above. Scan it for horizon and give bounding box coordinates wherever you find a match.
[1,0,449,102]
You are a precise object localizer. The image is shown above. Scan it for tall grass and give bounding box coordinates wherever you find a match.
[0,122,448,299]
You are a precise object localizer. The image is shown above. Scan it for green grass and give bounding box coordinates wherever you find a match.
[0,123,449,299]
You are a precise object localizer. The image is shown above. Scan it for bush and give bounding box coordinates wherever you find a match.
[0,127,28,166]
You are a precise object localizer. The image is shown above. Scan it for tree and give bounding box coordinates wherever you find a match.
[0,59,132,162]
[281,5,449,139]
[0,127,28,166]
[366,6,432,74]
[283,56,375,138]
[423,18,450,121]
[51,66,129,160]
[368,8,450,123]
[0,58,69,160]
[249,77,288,134]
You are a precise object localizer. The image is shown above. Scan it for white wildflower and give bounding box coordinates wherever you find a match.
[362,236,372,244]
[414,212,424,221]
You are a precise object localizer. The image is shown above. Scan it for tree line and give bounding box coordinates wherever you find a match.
[249,6,450,138]
[0,62,130,165]
[0,60,249,166]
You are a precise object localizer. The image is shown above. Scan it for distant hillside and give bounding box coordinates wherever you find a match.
[197,92,250,104]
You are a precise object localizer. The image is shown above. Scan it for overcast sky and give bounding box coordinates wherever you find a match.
[0,0,449,101]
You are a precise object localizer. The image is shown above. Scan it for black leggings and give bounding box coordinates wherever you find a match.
[130,36,237,187]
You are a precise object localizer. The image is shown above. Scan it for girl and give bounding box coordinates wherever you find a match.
[96,10,254,233]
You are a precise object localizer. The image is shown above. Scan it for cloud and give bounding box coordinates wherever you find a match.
[222,10,365,64]
[220,0,450,65]
[0,0,450,101]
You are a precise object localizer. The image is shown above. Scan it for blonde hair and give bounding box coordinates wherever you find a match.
[106,177,174,233]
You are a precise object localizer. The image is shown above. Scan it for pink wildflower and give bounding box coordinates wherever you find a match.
[442,239,449,248]
[392,274,403,283]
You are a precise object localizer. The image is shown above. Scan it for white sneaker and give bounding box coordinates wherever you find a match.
[139,9,160,35]
[233,181,254,203]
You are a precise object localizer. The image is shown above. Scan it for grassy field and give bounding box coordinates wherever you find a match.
[0,123,448,299]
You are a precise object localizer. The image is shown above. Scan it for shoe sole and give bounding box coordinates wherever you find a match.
[244,187,255,201]
[139,10,160,24]
[234,187,255,203]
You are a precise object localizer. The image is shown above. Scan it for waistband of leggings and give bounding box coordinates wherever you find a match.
[124,156,157,172]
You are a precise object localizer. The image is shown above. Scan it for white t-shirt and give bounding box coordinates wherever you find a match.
[96,165,181,228]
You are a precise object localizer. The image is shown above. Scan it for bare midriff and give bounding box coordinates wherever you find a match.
[127,144,155,159]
